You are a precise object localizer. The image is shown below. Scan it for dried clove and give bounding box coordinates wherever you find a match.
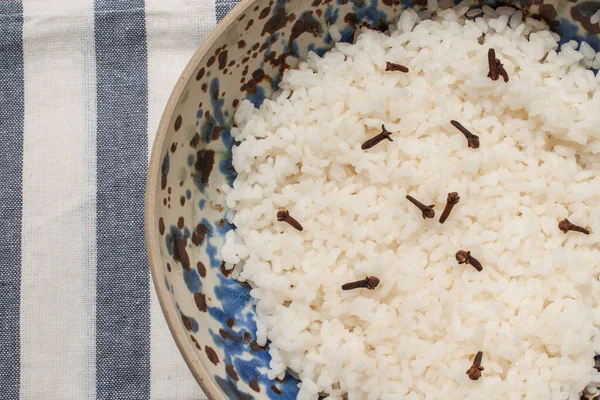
[341,276,380,291]
[385,62,409,73]
[487,48,509,82]
[439,192,460,224]
[451,120,480,149]
[487,48,499,80]
[406,195,435,219]
[558,218,590,235]
[361,125,393,150]
[456,250,483,272]
[499,66,509,83]
[277,210,303,231]
[466,351,484,381]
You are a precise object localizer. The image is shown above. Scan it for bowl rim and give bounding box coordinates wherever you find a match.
[144,0,258,398]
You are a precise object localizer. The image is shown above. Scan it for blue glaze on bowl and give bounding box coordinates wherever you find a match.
[148,0,600,398]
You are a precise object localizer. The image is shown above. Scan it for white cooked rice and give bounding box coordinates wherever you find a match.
[591,10,600,25]
[221,6,600,400]
[508,9,523,30]
[465,8,482,18]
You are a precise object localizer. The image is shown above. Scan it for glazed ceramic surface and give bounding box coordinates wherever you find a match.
[145,0,600,398]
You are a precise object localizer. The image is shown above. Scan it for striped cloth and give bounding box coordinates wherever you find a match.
[0,0,236,398]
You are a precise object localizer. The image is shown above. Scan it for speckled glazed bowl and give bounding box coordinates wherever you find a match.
[145,0,600,398]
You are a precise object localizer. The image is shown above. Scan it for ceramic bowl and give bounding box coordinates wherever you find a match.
[145,0,600,398]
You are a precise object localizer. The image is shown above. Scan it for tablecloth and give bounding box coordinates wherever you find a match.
[0,0,236,398]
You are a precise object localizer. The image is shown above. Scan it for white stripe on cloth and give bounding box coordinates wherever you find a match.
[20,0,97,399]
[145,1,215,399]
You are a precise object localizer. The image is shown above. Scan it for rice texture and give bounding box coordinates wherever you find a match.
[221,7,600,400]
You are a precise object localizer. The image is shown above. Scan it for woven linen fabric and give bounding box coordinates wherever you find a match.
[0,0,236,398]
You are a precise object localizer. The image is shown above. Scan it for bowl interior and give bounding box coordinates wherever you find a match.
[146,0,600,398]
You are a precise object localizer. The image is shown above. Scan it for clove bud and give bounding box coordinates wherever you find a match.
[466,351,484,381]
[341,276,380,291]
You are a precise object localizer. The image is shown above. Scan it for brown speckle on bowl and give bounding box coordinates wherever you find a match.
[205,346,219,365]
[159,217,165,235]
[197,261,207,277]
[194,149,215,187]
[181,313,194,332]
[538,4,558,29]
[226,364,240,381]
[180,196,186,206]
[290,11,322,44]
[207,55,216,67]
[259,6,271,19]
[271,385,282,395]
[263,8,293,36]
[218,50,228,70]
[244,332,252,345]
[221,261,233,277]
[209,201,223,212]
[172,231,190,269]
[191,335,201,350]
[249,69,273,92]
[166,263,171,272]
[190,133,201,148]
[195,67,205,81]
[192,223,210,246]
[249,379,260,392]
[174,115,182,131]
[177,217,184,229]
[250,340,266,353]
[219,328,234,340]
[212,126,222,141]
[571,3,600,34]
[194,292,208,312]
[344,12,357,25]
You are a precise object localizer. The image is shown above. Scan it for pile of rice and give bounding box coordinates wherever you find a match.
[221,4,600,399]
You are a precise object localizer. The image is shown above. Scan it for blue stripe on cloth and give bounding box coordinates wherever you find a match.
[215,0,238,22]
[0,1,24,399]
[94,1,150,398]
